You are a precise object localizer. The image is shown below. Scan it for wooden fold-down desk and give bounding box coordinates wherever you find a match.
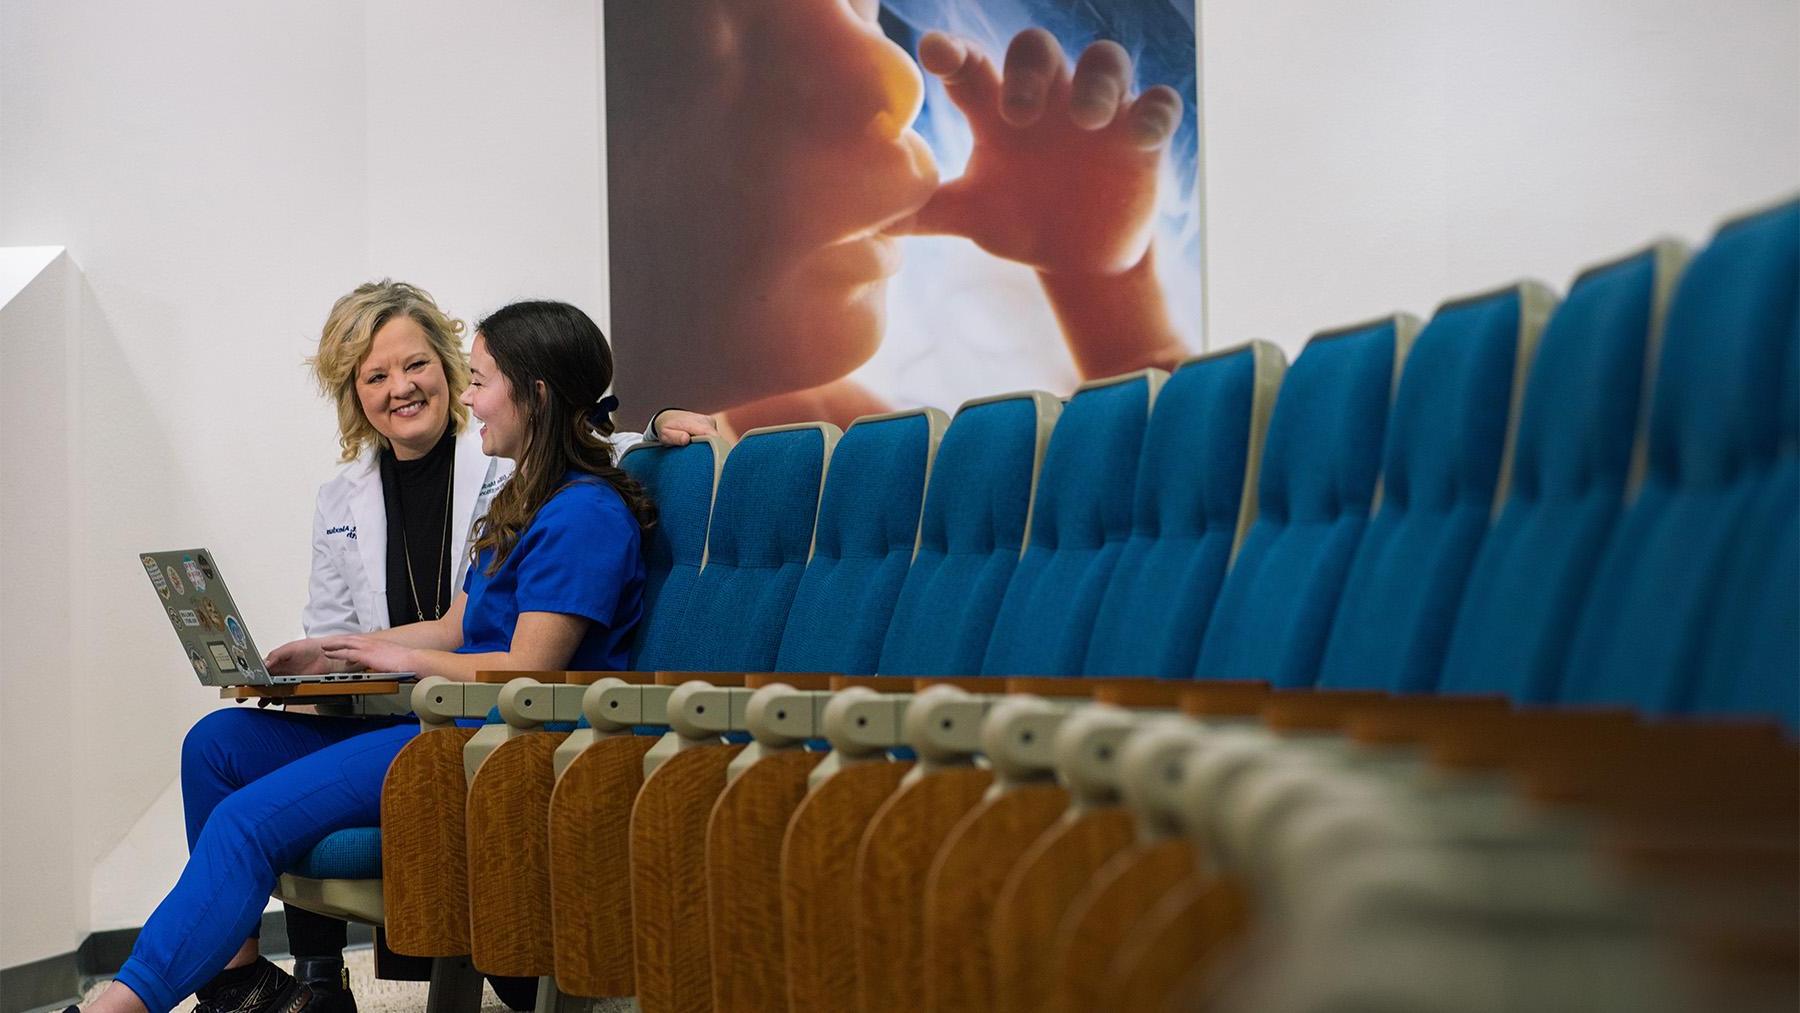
[221,681,405,700]
[221,681,413,716]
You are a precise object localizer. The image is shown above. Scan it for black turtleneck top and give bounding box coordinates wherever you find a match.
[378,426,457,628]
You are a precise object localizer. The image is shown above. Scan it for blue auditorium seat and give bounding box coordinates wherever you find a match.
[775,409,946,675]
[620,436,728,668]
[1194,316,1415,687]
[1315,280,1556,694]
[654,424,838,671]
[1084,343,1286,678]
[1690,431,1798,730]
[1684,211,1798,732]
[278,440,733,933]
[878,391,1060,676]
[1559,200,1800,719]
[292,826,383,880]
[981,371,1166,677]
[1436,243,1687,702]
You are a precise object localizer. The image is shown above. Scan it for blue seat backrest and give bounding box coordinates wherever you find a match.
[1559,200,1800,717]
[1682,209,1799,731]
[1195,317,1412,687]
[1437,244,1685,701]
[653,424,837,672]
[982,371,1165,676]
[620,437,726,668]
[1316,281,1554,693]
[775,409,946,675]
[1085,344,1286,677]
[1689,393,1798,729]
[877,392,1060,676]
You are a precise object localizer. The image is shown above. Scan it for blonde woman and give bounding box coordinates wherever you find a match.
[296,280,708,649]
[292,282,707,1008]
[78,283,711,1013]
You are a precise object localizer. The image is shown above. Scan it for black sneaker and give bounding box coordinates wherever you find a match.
[193,957,315,1013]
[292,959,357,1013]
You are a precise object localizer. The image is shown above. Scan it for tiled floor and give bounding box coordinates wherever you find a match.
[78,949,637,1012]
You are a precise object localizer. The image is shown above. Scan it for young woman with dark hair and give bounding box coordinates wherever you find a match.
[247,280,709,1013]
[75,301,662,1013]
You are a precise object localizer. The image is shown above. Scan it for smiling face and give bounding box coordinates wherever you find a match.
[461,334,527,461]
[354,314,452,460]
[606,0,939,422]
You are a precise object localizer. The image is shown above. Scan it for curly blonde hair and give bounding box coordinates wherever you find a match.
[309,280,471,462]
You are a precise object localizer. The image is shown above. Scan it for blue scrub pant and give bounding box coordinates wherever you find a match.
[114,708,417,1013]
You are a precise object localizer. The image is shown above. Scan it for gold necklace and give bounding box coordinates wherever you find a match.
[402,462,454,622]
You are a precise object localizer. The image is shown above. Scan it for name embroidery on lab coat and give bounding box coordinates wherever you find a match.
[326,524,357,541]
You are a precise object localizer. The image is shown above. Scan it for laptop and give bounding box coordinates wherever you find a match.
[140,548,414,687]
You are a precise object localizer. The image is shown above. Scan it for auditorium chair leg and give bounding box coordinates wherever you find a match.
[530,976,608,1013]
[424,955,484,1013]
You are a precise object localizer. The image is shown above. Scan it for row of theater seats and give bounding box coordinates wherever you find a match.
[274,197,1797,1011]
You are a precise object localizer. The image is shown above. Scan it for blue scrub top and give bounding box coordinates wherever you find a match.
[460,471,645,671]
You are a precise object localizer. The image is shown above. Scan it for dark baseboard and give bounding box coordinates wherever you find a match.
[2,913,374,1013]
[1,950,79,1013]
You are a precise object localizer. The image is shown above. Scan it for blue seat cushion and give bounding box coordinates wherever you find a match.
[777,412,936,675]
[1435,248,1666,702]
[879,395,1045,675]
[291,826,382,880]
[1558,201,1799,714]
[1085,347,1269,678]
[982,375,1156,676]
[1316,284,1543,693]
[659,426,829,671]
[621,440,722,668]
[1194,319,1399,686]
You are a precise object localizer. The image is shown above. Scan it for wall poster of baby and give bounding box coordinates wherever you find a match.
[605,0,1202,433]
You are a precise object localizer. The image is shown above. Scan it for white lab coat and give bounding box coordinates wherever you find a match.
[301,427,641,636]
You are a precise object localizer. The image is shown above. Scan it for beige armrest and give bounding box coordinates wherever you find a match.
[1053,705,1143,812]
[1174,728,1287,862]
[644,682,756,777]
[726,684,832,784]
[810,687,913,788]
[979,695,1071,792]
[410,676,505,728]
[667,680,752,737]
[1117,718,1211,843]
[464,677,555,782]
[900,684,1001,784]
[548,677,655,779]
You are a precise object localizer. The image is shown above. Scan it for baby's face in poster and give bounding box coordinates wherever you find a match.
[608,0,941,419]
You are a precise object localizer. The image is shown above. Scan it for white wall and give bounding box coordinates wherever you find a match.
[1199,0,1800,355]
[0,0,1795,968]
[0,0,606,945]
[0,249,82,969]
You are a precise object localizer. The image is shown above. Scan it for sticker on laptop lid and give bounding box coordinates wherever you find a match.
[166,566,186,596]
[225,615,247,649]
[197,599,224,632]
[196,553,216,581]
[178,609,200,628]
[166,605,180,628]
[188,646,209,677]
[145,557,170,597]
[231,648,253,673]
[183,555,207,593]
[206,642,235,673]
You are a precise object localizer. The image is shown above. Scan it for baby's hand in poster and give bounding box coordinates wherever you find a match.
[908,28,1182,277]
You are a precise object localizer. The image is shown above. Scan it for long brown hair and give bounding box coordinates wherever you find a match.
[468,300,655,572]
